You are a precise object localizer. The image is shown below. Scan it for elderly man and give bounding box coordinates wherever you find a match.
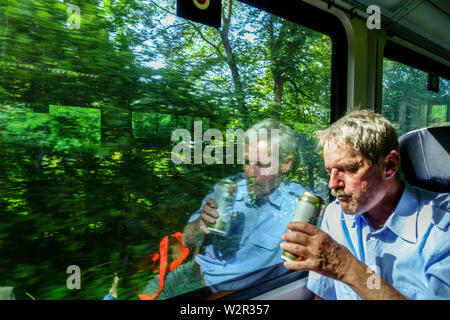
[141,118,307,299]
[281,109,450,300]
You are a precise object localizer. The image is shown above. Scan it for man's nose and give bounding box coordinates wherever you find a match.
[328,169,344,190]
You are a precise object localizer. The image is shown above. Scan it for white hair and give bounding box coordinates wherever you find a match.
[316,109,399,165]
[245,118,298,165]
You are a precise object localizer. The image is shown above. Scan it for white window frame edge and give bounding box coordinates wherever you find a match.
[304,0,355,112]
[247,1,354,300]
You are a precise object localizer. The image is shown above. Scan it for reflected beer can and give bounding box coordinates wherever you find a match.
[282,192,326,262]
[207,179,238,236]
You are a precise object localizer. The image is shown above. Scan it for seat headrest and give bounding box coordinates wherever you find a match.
[398,126,450,193]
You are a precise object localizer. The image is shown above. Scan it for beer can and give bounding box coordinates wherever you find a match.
[282,192,326,262]
[207,179,238,236]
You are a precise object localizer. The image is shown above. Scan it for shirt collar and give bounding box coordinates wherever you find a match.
[266,186,283,209]
[349,182,419,243]
[236,181,284,210]
[383,182,419,243]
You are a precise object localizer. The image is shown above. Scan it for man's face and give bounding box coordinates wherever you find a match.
[323,142,386,215]
[244,139,280,196]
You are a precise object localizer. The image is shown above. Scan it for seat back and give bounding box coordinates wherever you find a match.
[398,126,450,193]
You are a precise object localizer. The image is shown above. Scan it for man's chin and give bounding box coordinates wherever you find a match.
[339,202,361,215]
[247,186,265,197]
[341,209,359,215]
[249,189,264,197]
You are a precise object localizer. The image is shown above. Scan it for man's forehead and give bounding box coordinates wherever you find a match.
[323,141,364,166]
[245,139,270,152]
[244,139,273,164]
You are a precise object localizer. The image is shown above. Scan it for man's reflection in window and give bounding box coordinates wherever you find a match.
[143,119,307,299]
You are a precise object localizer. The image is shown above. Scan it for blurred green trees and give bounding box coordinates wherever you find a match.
[0,0,332,299]
[382,58,450,135]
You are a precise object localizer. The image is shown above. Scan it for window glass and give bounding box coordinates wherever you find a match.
[0,0,331,299]
[382,58,450,136]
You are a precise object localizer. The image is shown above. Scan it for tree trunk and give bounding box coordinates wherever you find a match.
[272,75,285,120]
[219,0,247,122]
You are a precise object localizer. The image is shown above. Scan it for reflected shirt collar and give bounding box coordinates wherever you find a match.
[235,181,284,210]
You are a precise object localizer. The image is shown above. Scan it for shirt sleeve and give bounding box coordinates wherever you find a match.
[421,228,450,299]
[306,271,337,300]
[423,268,450,299]
[419,200,450,300]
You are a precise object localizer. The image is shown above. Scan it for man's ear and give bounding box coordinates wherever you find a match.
[281,155,294,174]
[383,150,401,180]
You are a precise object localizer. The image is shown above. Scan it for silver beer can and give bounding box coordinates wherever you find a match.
[282,191,326,262]
[207,179,238,236]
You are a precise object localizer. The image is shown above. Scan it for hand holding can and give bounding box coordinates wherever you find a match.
[206,179,238,236]
[282,192,325,262]
[199,198,219,232]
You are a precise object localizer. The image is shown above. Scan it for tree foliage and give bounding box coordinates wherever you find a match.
[382,58,450,135]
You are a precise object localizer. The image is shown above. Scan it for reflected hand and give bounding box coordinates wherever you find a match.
[280,222,355,282]
[199,198,219,235]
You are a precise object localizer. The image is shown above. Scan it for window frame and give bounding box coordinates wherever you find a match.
[380,40,450,129]
[226,0,347,300]
[166,0,348,300]
[239,0,348,124]
[383,40,450,83]
[0,0,348,301]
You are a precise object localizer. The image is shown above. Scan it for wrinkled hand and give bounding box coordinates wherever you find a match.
[280,222,355,282]
[198,198,219,235]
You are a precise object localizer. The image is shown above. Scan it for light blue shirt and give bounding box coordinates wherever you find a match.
[188,174,307,289]
[307,183,450,300]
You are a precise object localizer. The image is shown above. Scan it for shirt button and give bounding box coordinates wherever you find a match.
[370,236,376,241]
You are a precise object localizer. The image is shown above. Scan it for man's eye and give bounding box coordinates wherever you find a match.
[343,167,358,174]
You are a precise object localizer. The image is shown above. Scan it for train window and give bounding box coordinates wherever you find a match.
[0,0,335,300]
[382,58,450,136]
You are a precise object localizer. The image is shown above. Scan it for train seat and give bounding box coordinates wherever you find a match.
[398,126,450,193]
